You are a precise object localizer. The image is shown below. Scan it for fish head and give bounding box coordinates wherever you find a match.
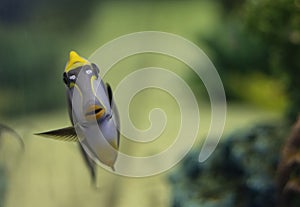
[63,51,111,123]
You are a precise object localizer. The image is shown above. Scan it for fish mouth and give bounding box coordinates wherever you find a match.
[85,105,105,120]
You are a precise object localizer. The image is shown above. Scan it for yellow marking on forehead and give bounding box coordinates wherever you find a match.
[65,51,90,72]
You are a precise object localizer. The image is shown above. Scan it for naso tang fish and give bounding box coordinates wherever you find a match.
[36,51,120,182]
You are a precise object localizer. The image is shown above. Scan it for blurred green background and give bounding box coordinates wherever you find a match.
[1,0,299,118]
[0,0,299,207]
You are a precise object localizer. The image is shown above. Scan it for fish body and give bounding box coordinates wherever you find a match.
[36,51,120,181]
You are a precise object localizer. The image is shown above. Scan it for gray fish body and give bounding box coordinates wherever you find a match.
[35,51,120,183]
[75,120,118,168]
[68,64,120,170]
[67,73,119,168]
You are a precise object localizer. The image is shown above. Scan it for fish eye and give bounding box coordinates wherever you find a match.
[63,72,77,87]
[69,75,76,80]
[86,69,93,75]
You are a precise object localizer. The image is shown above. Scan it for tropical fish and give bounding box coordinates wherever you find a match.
[36,51,120,182]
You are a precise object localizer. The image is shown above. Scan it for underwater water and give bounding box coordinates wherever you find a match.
[0,1,296,206]
[0,104,280,207]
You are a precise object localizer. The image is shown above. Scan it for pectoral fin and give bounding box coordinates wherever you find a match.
[35,126,78,142]
[106,83,120,148]
[106,83,113,106]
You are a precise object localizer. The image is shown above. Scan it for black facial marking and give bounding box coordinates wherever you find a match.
[63,65,101,87]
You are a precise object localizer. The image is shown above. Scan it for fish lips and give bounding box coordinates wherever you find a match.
[84,105,105,121]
